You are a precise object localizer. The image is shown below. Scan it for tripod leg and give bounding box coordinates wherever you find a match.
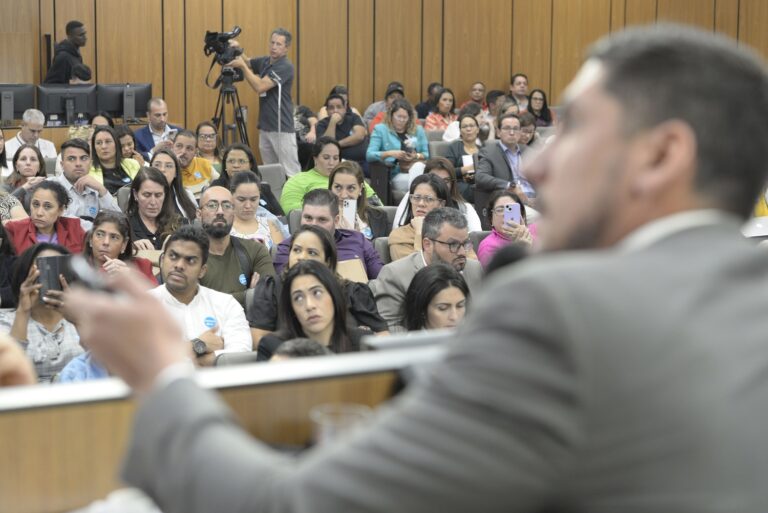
[232,88,250,147]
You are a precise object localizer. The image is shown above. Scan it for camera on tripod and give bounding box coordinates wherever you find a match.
[204,26,244,81]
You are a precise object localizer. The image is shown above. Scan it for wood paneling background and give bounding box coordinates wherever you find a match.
[1,0,768,158]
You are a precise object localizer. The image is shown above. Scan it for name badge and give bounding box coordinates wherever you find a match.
[194,172,202,179]
[238,273,247,285]
[204,316,217,329]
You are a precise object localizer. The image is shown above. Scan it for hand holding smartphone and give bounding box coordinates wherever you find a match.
[503,203,522,225]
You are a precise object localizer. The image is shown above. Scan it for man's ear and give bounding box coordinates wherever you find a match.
[421,237,433,253]
[629,119,697,198]
[199,263,207,280]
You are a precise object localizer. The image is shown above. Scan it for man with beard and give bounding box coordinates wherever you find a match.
[149,225,251,366]
[197,186,275,308]
[370,207,483,329]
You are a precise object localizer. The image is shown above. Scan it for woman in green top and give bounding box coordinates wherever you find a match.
[88,126,141,196]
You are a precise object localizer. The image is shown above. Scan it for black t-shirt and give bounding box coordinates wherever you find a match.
[129,213,165,250]
[249,56,295,132]
[315,112,368,162]
[101,164,133,196]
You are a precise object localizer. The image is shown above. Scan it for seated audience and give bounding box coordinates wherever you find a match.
[195,121,222,174]
[0,243,83,382]
[445,113,482,201]
[389,174,448,261]
[149,149,198,220]
[509,73,529,111]
[5,181,85,254]
[281,137,377,214]
[0,223,17,308]
[50,138,120,220]
[393,158,482,231]
[230,171,284,250]
[370,207,483,329]
[83,210,157,283]
[442,102,493,143]
[114,124,146,167]
[458,82,487,111]
[316,85,362,120]
[248,224,387,345]
[424,88,458,131]
[270,337,332,361]
[88,126,141,196]
[363,81,404,127]
[256,260,364,361]
[134,97,181,158]
[477,190,534,268]
[415,82,443,119]
[173,129,214,197]
[197,186,275,307]
[6,144,47,201]
[528,88,556,127]
[366,99,429,194]
[127,167,181,250]
[401,264,469,331]
[315,94,368,164]
[329,161,389,239]
[149,225,252,366]
[4,109,57,161]
[273,189,383,278]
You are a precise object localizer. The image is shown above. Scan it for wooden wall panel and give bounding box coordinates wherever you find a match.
[348,0,374,112]
[714,0,739,39]
[54,0,95,80]
[163,0,185,124]
[610,0,627,32]
[421,0,443,104]
[739,0,768,59]
[298,0,348,113]
[373,0,422,104]
[96,0,163,94]
[551,0,611,104]
[185,0,222,130]
[444,0,511,106]
[0,0,39,83]
[224,0,297,151]
[657,0,715,29]
[625,0,658,26]
[513,0,553,99]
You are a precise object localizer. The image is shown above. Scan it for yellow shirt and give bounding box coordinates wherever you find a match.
[181,157,213,188]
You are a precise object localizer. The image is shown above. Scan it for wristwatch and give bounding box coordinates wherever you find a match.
[191,338,208,357]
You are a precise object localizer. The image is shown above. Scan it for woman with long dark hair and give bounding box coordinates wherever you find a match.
[126,167,181,250]
[83,210,156,283]
[89,125,141,195]
[424,88,457,131]
[6,144,47,199]
[528,89,555,127]
[401,263,470,331]
[329,161,389,239]
[229,171,284,250]
[150,149,197,220]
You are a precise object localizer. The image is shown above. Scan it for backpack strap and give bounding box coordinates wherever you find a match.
[230,237,253,282]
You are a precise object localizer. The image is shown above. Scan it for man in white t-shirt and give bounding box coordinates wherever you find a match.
[5,109,57,164]
[148,225,252,366]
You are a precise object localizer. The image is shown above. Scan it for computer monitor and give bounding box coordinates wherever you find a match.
[0,84,35,123]
[37,84,97,126]
[96,83,152,121]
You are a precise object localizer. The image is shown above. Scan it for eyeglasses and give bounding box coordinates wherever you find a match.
[410,194,437,205]
[225,158,249,166]
[429,238,472,253]
[392,114,410,122]
[202,200,235,212]
[198,133,217,140]
[499,126,521,133]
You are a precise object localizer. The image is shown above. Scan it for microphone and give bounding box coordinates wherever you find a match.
[269,70,282,84]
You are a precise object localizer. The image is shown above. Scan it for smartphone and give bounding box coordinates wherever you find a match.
[342,199,357,227]
[36,255,74,298]
[504,203,522,225]
[166,128,178,141]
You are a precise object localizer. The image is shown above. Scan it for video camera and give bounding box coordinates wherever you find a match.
[204,26,244,65]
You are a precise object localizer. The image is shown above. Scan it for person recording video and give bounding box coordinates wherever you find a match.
[226,28,301,177]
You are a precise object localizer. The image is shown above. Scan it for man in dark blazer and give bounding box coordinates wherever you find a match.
[63,24,768,513]
[133,97,181,159]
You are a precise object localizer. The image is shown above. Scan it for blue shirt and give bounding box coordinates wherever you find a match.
[58,351,109,383]
[499,141,535,197]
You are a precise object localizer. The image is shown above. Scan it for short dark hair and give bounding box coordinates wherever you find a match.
[29,180,70,209]
[486,189,528,225]
[496,112,521,131]
[325,94,346,108]
[303,188,339,218]
[510,73,528,84]
[271,28,292,46]
[457,102,482,118]
[65,20,84,37]
[229,169,261,194]
[486,90,506,107]
[312,136,341,158]
[289,224,338,271]
[11,243,70,302]
[589,23,768,218]
[88,111,115,127]
[173,129,196,142]
[401,263,470,331]
[164,225,210,265]
[273,338,332,358]
[60,138,90,155]
[422,207,467,241]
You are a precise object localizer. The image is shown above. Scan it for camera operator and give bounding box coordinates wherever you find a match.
[227,28,301,177]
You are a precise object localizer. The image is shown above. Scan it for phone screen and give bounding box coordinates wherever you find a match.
[504,203,522,225]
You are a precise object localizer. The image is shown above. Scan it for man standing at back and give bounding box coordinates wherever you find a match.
[66,24,768,512]
[229,28,301,177]
[43,20,87,84]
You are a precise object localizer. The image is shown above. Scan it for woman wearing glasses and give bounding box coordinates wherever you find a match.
[195,121,222,174]
[210,144,283,218]
[388,174,448,261]
[477,190,534,268]
[126,168,181,251]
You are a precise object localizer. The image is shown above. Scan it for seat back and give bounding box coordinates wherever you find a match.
[368,161,393,205]
[426,129,444,142]
[116,185,131,212]
[428,140,451,158]
[288,209,302,235]
[469,230,491,253]
[373,236,391,264]
[44,157,57,176]
[259,163,287,200]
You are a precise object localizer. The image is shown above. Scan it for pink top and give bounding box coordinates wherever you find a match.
[424,112,458,131]
[477,225,537,268]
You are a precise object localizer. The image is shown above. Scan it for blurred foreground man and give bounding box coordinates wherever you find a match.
[64,25,768,513]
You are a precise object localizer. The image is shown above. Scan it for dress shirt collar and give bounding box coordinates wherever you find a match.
[618,209,740,252]
[498,140,520,156]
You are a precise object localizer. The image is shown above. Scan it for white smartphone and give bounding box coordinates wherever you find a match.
[342,199,357,226]
[504,203,522,225]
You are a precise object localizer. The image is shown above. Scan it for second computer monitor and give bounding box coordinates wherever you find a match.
[96,83,152,121]
[37,84,97,125]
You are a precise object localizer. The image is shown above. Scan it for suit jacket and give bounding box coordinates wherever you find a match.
[122,218,768,513]
[134,124,181,158]
[475,141,515,193]
[368,251,484,329]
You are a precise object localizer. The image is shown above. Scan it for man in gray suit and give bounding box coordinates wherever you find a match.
[65,24,768,512]
[369,207,484,329]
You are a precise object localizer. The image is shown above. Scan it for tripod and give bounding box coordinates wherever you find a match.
[211,67,250,147]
